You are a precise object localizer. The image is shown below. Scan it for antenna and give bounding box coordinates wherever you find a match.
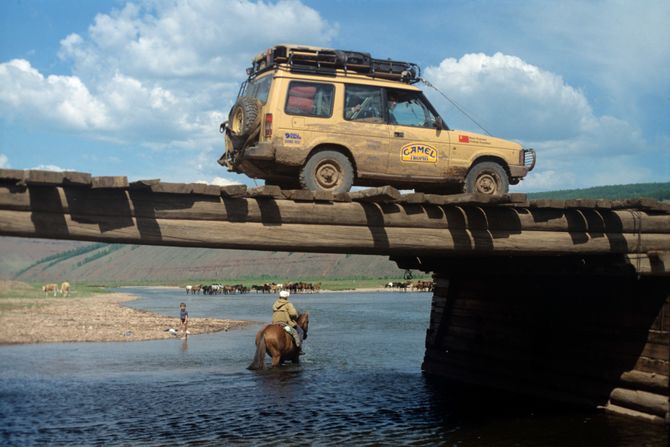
[421,78,492,136]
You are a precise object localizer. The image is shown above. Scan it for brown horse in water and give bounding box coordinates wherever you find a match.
[247,312,309,370]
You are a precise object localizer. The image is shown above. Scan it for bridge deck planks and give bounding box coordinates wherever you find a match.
[0,169,669,268]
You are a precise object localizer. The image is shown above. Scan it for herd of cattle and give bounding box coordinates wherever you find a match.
[41,282,71,297]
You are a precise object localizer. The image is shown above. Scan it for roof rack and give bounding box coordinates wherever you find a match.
[248,45,421,84]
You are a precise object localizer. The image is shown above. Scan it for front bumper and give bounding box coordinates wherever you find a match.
[509,148,536,178]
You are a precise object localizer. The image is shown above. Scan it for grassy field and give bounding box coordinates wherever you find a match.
[0,282,111,300]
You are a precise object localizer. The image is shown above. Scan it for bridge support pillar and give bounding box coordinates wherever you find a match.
[417,257,669,423]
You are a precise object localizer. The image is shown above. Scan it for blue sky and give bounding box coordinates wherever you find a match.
[1,0,668,191]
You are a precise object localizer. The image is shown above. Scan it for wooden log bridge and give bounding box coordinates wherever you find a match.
[0,168,668,423]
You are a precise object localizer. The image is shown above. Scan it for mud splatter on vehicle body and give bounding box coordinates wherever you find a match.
[219,44,535,194]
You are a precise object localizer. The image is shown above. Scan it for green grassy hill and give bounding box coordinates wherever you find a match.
[528,182,670,200]
[0,237,406,284]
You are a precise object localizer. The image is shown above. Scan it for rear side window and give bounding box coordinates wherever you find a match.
[242,75,272,104]
[285,81,334,117]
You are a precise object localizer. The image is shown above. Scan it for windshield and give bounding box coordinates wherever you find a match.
[387,89,440,128]
[240,75,272,104]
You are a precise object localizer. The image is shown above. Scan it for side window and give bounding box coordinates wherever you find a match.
[285,81,334,117]
[242,75,272,104]
[386,90,437,128]
[344,85,383,123]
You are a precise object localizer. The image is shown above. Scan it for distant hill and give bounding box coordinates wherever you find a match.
[0,237,405,283]
[528,182,670,200]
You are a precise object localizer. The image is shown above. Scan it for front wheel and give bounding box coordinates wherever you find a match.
[464,161,509,195]
[300,150,354,193]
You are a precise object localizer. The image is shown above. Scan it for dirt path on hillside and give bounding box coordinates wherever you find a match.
[0,293,253,345]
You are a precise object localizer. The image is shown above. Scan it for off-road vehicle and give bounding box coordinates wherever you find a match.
[219,44,535,194]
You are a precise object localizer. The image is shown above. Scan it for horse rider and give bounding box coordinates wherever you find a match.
[272,290,304,353]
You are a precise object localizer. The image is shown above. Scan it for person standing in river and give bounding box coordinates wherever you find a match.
[179,302,190,336]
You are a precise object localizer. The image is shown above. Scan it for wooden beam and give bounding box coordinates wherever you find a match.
[350,186,401,202]
[0,209,668,256]
[609,387,669,417]
[1,186,669,234]
[220,184,247,198]
[129,179,160,189]
[63,171,92,186]
[26,170,66,185]
[0,169,26,182]
[91,176,128,189]
[247,185,283,199]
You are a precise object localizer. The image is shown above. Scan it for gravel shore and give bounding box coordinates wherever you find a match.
[0,292,252,345]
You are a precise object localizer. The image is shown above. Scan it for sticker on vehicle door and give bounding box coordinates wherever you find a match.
[283,132,302,145]
[401,143,438,163]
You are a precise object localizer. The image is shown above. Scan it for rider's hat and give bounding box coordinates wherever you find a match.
[279,290,290,298]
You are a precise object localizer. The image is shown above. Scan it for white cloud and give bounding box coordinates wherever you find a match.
[0,59,110,130]
[426,52,596,141]
[424,52,653,191]
[0,0,336,183]
[32,164,70,172]
[195,176,243,186]
[0,153,8,168]
[60,0,336,82]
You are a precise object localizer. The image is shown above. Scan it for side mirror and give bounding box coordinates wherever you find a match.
[435,116,445,130]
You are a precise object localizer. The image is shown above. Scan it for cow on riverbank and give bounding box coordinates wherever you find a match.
[60,282,71,297]
[42,283,58,297]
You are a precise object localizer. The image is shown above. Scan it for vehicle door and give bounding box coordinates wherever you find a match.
[335,84,389,176]
[385,89,449,180]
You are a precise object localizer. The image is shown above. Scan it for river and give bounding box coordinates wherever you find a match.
[0,288,666,446]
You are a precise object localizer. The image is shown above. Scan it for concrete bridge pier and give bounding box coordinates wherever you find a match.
[398,255,670,423]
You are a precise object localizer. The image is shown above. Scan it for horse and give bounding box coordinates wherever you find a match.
[247,312,310,370]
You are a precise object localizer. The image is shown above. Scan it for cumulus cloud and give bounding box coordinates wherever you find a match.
[60,0,336,82]
[0,153,8,168]
[0,59,109,130]
[424,52,652,190]
[0,0,336,182]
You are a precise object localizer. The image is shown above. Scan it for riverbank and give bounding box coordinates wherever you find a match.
[0,292,252,345]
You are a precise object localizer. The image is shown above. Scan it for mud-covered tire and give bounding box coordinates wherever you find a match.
[300,150,354,193]
[228,96,261,138]
[464,161,509,195]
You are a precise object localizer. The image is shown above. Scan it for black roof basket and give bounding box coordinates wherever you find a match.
[248,45,421,84]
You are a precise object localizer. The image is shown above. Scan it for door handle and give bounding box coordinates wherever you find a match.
[394,131,404,138]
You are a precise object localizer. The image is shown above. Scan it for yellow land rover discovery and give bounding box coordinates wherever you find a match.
[219,45,535,194]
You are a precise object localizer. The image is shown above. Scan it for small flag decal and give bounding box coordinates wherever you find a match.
[458,135,470,143]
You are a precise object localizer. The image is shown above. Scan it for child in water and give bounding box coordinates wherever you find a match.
[179,302,190,336]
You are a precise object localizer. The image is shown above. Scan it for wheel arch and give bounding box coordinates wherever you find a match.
[467,155,511,179]
[305,143,358,178]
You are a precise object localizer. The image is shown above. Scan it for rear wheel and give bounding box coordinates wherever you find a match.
[464,161,509,195]
[300,150,354,193]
